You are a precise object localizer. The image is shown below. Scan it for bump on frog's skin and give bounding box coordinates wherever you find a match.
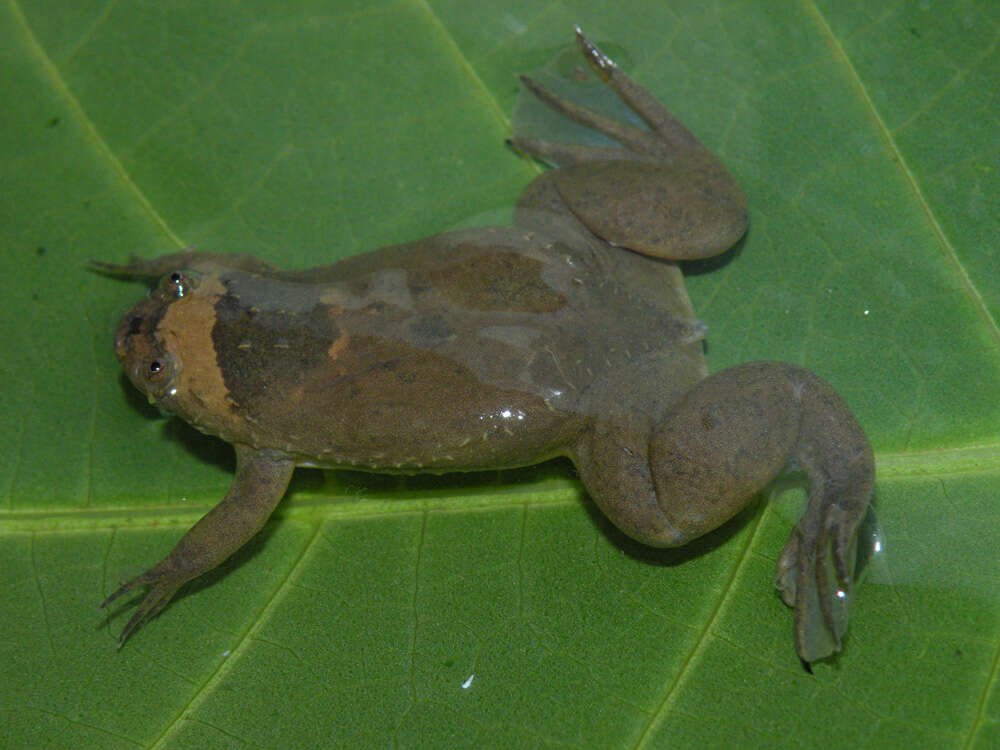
[95,29,873,664]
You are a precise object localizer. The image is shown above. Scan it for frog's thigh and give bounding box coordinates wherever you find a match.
[572,368,796,548]
[573,415,694,547]
[574,361,869,547]
[552,161,747,261]
[644,362,802,540]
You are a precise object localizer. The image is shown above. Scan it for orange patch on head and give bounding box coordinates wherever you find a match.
[328,331,351,361]
[157,276,236,431]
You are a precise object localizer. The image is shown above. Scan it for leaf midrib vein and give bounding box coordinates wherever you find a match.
[7,0,185,248]
[3,440,1000,532]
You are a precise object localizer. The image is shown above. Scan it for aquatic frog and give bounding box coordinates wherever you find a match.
[96,30,874,664]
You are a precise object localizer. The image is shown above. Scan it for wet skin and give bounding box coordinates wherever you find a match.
[96,31,874,664]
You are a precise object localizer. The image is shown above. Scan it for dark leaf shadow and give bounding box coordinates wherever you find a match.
[680,229,746,277]
[580,481,762,568]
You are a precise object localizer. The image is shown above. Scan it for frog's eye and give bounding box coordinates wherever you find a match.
[138,352,176,392]
[160,270,194,298]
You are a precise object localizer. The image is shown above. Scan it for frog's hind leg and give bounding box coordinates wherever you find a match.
[573,361,873,664]
[512,74,665,162]
[87,250,284,283]
[573,28,705,155]
[511,28,748,260]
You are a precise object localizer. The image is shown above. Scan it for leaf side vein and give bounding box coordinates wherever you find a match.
[144,520,324,750]
[632,503,767,749]
[804,0,1000,347]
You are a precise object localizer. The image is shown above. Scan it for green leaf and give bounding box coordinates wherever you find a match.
[2,1,999,747]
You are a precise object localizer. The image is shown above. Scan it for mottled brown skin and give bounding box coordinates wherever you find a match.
[95,31,873,664]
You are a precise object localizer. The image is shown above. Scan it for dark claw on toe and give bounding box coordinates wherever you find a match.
[574,27,616,76]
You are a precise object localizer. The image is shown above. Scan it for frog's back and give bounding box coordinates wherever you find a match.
[210,227,705,471]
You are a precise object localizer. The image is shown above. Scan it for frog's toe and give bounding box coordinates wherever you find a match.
[509,134,629,169]
[85,256,152,278]
[86,253,200,282]
[776,505,858,664]
[515,72,658,156]
[102,562,185,647]
[87,249,284,282]
[774,531,800,608]
[573,27,615,79]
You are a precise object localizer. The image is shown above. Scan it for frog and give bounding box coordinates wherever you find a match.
[94,29,874,665]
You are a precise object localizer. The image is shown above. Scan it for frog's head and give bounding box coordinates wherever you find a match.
[114,270,229,422]
[114,272,188,409]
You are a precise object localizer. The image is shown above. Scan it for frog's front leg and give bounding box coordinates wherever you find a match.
[573,362,874,664]
[102,446,294,646]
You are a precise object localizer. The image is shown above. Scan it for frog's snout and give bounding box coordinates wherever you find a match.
[112,295,178,406]
[114,292,165,358]
[114,312,145,362]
